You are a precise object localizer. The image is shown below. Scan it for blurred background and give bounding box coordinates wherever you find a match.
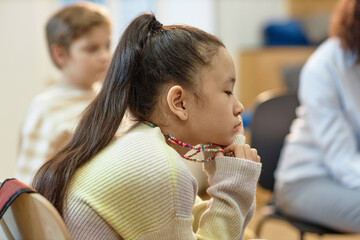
[1,0,351,239]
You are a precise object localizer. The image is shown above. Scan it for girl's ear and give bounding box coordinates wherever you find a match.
[51,44,68,68]
[166,85,189,121]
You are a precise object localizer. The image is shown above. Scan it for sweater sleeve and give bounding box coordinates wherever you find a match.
[195,156,261,240]
[194,134,261,239]
[137,133,261,240]
[138,156,261,240]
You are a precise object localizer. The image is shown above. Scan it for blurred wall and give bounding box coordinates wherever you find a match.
[216,0,287,97]
[0,0,287,181]
[0,0,59,181]
[217,0,287,55]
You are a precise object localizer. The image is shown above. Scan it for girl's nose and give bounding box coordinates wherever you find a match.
[234,97,244,116]
[100,48,111,63]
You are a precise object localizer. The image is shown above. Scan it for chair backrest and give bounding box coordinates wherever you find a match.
[0,179,71,240]
[250,90,299,191]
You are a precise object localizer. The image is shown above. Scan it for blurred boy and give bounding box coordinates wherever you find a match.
[16,2,112,184]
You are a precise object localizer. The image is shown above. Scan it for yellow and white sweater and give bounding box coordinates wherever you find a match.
[64,123,261,240]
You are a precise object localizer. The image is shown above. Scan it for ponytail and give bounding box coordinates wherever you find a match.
[33,13,224,215]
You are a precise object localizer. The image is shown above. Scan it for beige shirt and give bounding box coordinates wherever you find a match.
[16,82,96,185]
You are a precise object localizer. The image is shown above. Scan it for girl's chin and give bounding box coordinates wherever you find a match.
[212,139,233,148]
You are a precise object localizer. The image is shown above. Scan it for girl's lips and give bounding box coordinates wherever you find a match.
[234,124,241,132]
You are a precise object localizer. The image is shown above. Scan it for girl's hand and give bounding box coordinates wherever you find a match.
[218,144,261,163]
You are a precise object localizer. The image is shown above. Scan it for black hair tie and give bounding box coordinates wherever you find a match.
[147,20,163,39]
[152,20,163,31]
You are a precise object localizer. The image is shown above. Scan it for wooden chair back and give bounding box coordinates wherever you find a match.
[0,180,71,240]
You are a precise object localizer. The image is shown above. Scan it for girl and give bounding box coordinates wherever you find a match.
[33,13,261,240]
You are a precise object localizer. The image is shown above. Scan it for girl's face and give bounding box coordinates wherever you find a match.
[62,24,111,89]
[186,47,244,146]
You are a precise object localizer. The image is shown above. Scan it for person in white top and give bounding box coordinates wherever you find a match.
[275,0,360,233]
[16,2,112,184]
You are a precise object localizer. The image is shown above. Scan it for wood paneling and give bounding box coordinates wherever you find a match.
[237,47,315,108]
[287,0,338,17]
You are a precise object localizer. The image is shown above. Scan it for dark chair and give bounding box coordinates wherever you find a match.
[251,90,346,240]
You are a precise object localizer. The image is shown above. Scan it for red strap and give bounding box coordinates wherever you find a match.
[0,178,36,218]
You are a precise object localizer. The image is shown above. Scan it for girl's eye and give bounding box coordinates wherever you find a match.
[86,46,98,53]
[225,91,233,96]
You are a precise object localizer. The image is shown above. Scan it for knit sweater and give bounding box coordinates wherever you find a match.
[16,82,96,185]
[64,123,262,240]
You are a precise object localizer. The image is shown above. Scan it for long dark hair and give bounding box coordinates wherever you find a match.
[33,13,224,216]
[330,0,360,57]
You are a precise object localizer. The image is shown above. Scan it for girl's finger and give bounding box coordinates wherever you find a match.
[251,148,258,161]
